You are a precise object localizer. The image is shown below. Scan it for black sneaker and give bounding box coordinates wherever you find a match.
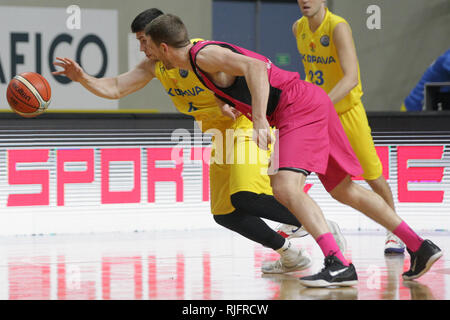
[402,239,443,281]
[298,254,358,288]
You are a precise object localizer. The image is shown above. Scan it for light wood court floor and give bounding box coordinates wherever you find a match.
[0,229,448,300]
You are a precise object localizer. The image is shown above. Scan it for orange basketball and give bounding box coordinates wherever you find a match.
[6,72,51,118]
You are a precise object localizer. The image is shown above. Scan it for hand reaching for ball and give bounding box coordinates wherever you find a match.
[52,57,85,82]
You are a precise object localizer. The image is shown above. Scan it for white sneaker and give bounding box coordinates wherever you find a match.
[326,220,347,254]
[276,224,309,239]
[261,248,313,274]
[276,220,347,253]
[384,232,405,254]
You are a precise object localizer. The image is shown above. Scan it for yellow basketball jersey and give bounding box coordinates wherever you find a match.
[154,38,248,133]
[154,40,272,215]
[295,8,363,114]
[154,61,232,132]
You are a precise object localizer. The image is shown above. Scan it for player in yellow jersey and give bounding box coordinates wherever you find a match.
[52,8,347,273]
[277,0,405,254]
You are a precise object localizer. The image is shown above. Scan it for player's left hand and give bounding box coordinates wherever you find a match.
[220,104,241,120]
[215,96,241,120]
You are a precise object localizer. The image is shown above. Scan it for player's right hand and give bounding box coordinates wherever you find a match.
[252,118,274,151]
[52,57,84,82]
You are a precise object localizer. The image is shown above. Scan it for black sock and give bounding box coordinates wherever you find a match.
[231,191,302,227]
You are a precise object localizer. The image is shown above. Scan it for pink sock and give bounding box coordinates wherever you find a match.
[393,221,424,252]
[316,232,349,266]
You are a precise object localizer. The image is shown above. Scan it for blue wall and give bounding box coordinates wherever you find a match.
[213,0,305,78]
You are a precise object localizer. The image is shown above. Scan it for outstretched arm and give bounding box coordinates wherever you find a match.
[52,57,156,99]
[196,46,273,149]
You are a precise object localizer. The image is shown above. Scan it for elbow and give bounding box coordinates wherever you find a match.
[248,59,268,75]
[246,59,270,84]
[110,88,123,100]
[103,94,121,100]
[110,78,124,99]
[349,75,359,90]
[258,59,269,73]
[342,69,359,90]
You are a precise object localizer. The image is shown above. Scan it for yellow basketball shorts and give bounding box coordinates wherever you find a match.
[209,116,273,215]
[338,102,383,181]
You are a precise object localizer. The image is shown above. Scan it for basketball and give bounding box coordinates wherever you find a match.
[6,72,51,118]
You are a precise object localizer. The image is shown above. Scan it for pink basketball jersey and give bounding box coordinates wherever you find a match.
[189,40,300,124]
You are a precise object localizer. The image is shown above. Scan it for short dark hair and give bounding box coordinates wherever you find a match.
[144,14,190,48]
[130,8,164,33]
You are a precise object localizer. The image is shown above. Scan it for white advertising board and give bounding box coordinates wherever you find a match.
[0,6,118,110]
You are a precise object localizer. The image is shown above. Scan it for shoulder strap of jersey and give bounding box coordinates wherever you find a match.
[188,41,211,89]
[188,40,241,87]
[295,17,305,38]
[188,41,238,107]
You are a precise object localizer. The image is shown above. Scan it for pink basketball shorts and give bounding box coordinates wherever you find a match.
[271,80,363,192]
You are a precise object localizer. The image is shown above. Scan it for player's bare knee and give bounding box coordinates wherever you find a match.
[271,185,286,204]
[272,185,303,208]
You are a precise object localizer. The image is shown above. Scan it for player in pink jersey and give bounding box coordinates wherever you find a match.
[144,14,442,288]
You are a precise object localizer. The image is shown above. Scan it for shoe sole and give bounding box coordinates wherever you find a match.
[299,279,358,288]
[262,259,313,274]
[402,251,443,281]
[287,231,310,239]
[384,247,405,254]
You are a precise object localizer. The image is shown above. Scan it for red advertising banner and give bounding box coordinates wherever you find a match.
[4,145,447,207]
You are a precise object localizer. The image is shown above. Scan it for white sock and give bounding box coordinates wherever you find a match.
[276,240,300,265]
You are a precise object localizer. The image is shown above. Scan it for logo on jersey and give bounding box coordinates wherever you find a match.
[302,33,306,40]
[300,54,337,65]
[179,69,189,78]
[320,35,330,47]
[167,86,205,97]
[188,102,198,112]
[309,42,316,52]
